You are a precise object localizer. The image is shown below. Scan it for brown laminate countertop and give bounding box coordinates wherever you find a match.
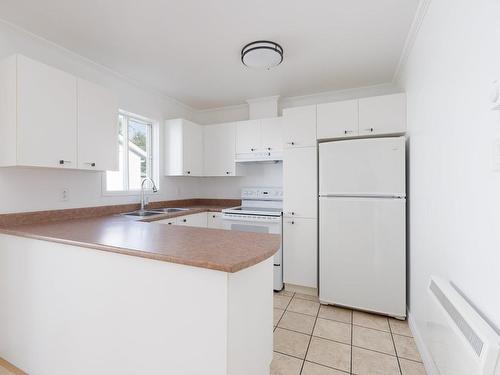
[0,205,281,273]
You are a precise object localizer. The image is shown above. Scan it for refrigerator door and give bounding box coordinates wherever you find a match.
[319,197,406,317]
[319,136,405,197]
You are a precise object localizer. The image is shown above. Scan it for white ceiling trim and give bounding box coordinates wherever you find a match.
[0,17,195,114]
[392,0,433,82]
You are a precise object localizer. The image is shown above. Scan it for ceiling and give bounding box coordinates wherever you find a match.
[0,0,419,110]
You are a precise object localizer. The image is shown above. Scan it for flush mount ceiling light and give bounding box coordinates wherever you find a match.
[241,41,284,69]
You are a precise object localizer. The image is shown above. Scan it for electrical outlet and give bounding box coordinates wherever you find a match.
[61,188,69,201]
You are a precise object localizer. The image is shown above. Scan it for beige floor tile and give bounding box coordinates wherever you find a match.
[294,292,320,302]
[287,298,320,316]
[274,308,285,326]
[270,351,303,375]
[318,305,352,324]
[305,336,351,373]
[352,325,396,355]
[273,327,311,359]
[276,290,295,297]
[353,311,390,332]
[393,334,422,362]
[274,294,292,309]
[302,361,348,375]
[313,318,351,344]
[352,347,400,375]
[278,311,316,334]
[400,358,427,375]
[389,318,412,337]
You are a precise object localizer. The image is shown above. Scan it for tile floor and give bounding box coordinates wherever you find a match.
[272,290,427,375]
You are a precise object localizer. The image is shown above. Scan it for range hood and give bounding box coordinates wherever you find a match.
[235,151,283,163]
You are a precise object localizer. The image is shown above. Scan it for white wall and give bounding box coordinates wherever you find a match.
[0,20,200,213]
[398,0,500,363]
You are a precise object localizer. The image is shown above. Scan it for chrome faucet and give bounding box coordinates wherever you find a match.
[140,177,158,212]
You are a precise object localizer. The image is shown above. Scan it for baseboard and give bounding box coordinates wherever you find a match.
[407,310,440,375]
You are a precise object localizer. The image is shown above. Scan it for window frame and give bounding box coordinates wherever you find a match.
[101,110,159,196]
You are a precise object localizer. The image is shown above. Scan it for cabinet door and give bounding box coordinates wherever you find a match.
[182,120,203,176]
[176,212,208,228]
[282,105,316,148]
[77,79,118,171]
[317,100,358,139]
[283,217,317,288]
[16,55,77,168]
[154,218,177,225]
[260,117,283,152]
[207,212,223,229]
[283,147,317,218]
[203,123,236,176]
[236,120,261,154]
[358,93,406,136]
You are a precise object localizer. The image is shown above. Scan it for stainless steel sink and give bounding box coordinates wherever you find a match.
[149,207,190,213]
[122,210,161,217]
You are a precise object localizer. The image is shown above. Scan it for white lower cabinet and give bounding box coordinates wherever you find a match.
[283,217,317,289]
[175,212,208,228]
[154,218,177,225]
[207,212,223,229]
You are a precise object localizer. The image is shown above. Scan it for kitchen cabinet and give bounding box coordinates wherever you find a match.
[154,218,177,225]
[282,105,316,148]
[203,122,236,176]
[0,55,77,168]
[317,99,358,140]
[207,212,223,229]
[260,117,283,153]
[235,117,283,160]
[283,217,317,288]
[235,119,261,155]
[358,93,406,136]
[175,212,208,228]
[164,119,203,176]
[283,147,317,219]
[77,78,119,171]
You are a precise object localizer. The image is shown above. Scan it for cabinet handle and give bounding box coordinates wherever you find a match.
[267,147,271,151]
[286,142,295,146]
[182,219,187,223]
[287,220,295,225]
[344,130,354,134]
[168,222,173,225]
[287,211,295,216]
[250,148,256,152]
[59,160,72,165]
[212,215,216,218]
[363,128,374,132]
[185,171,191,175]
[84,162,96,167]
[226,171,231,175]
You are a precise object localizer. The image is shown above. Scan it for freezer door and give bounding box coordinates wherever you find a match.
[319,197,406,317]
[319,136,405,197]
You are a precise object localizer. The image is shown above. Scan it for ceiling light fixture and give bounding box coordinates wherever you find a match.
[241,41,284,70]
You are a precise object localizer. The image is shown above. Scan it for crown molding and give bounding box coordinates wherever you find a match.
[392,0,433,82]
[245,95,280,104]
[0,17,195,114]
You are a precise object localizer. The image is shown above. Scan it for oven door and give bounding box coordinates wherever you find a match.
[222,213,283,291]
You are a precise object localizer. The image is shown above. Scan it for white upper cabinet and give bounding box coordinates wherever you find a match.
[260,117,283,152]
[236,119,261,154]
[17,55,78,168]
[317,99,358,140]
[0,55,118,171]
[358,93,406,136]
[282,105,316,148]
[283,146,317,219]
[165,119,203,176]
[203,122,236,176]
[77,79,119,171]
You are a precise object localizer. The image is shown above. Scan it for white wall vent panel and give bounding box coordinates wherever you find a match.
[428,277,500,375]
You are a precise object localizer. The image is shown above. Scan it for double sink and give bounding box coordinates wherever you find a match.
[123,207,190,217]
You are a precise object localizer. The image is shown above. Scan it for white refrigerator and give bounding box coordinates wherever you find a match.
[319,136,406,318]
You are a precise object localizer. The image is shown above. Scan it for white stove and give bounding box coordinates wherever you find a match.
[222,188,283,291]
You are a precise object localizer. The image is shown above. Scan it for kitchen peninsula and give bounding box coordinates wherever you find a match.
[0,203,280,375]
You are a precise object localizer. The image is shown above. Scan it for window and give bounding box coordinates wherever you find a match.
[105,111,156,192]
